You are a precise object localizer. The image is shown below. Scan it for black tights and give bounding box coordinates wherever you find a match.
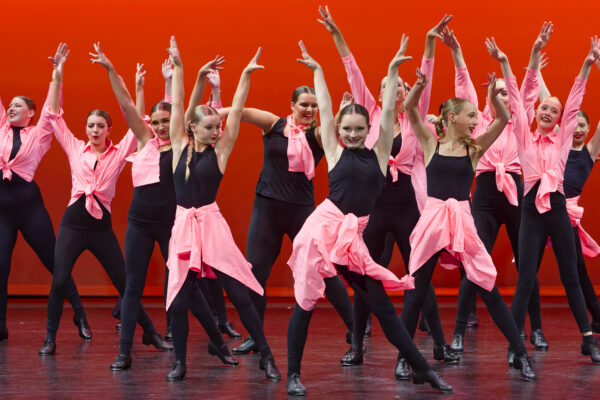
[45,226,155,341]
[573,227,600,322]
[511,187,592,334]
[287,267,430,376]
[198,278,229,325]
[0,195,84,330]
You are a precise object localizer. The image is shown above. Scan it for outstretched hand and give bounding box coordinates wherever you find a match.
[540,52,549,70]
[389,34,412,69]
[243,47,265,74]
[297,41,321,71]
[440,27,459,50]
[340,91,354,110]
[199,55,226,77]
[136,63,146,88]
[534,21,553,50]
[317,5,340,35]
[207,70,220,89]
[586,36,600,64]
[486,72,500,98]
[414,68,429,87]
[427,14,453,39]
[49,42,70,80]
[89,42,114,70]
[167,36,182,67]
[162,58,173,80]
[485,37,507,62]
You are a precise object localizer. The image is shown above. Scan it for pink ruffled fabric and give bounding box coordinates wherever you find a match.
[165,203,263,309]
[126,136,168,187]
[525,169,560,214]
[567,196,600,258]
[288,198,414,311]
[285,115,315,180]
[409,197,497,292]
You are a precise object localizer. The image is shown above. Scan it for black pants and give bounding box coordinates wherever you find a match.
[511,185,592,333]
[454,172,541,336]
[0,194,84,329]
[119,218,172,354]
[46,226,156,341]
[287,266,430,376]
[573,227,600,322]
[198,278,229,325]
[168,271,229,362]
[361,186,446,349]
[246,194,353,331]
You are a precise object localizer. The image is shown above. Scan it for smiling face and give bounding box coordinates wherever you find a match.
[150,109,171,141]
[448,101,478,139]
[86,115,111,147]
[190,114,221,146]
[337,112,369,149]
[7,97,35,127]
[535,96,563,133]
[291,92,318,125]
[573,115,590,148]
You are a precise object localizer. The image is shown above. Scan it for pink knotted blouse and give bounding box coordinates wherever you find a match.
[285,115,315,179]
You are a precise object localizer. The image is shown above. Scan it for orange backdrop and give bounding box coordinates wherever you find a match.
[3,0,600,297]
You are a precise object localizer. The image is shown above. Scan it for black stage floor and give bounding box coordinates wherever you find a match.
[1,298,599,399]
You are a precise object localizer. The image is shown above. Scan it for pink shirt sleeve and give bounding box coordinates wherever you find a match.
[0,98,6,127]
[520,69,540,126]
[505,74,530,149]
[115,129,138,160]
[559,77,587,152]
[341,53,379,119]
[164,95,173,104]
[47,109,83,160]
[418,57,435,120]
[210,100,223,110]
[454,66,478,108]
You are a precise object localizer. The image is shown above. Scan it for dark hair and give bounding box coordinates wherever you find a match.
[16,96,36,113]
[578,110,590,125]
[336,103,370,127]
[150,101,172,116]
[86,109,112,127]
[291,86,315,103]
[438,101,446,115]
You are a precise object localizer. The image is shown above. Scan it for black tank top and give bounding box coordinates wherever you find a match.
[128,149,177,224]
[255,118,324,205]
[564,146,595,199]
[426,142,474,201]
[327,148,385,217]
[173,145,223,208]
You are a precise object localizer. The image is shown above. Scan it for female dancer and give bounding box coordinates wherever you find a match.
[401,58,536,380]
[317,6,458,369]
[165,37,279,382]
[441,25,549,352]
[38,44,167,356]
[508,30,600,363]
[286,39,453,396]
[0,44,87,341]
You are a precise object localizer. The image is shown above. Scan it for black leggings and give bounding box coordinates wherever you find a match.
[573,227,600,322]
[511,186,592,333]
[0,195,84,329]
[45,225,156,341]
[361,187,446,349]
[246,194,353,332]
[198,278,229,325]
[168,271,229,362]
[119,219,172,355]
[454,172,541,336]
[287,266,430,376]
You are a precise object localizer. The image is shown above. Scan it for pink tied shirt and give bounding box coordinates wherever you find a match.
[166,203,264,309]
[285,115,315,180]
[126,134,171,187]
[566,196,600,258]
[341,53,434,211]
[510,69,587,214]
[409,197,497,292]
[47,108,137,218]
[0,85,55,181]
[288,198,415,311]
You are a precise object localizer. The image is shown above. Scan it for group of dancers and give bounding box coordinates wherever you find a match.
[2,8,600,396]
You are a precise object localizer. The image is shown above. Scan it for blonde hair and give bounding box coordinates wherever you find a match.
[434,98,481,153]
[185,105,219,181]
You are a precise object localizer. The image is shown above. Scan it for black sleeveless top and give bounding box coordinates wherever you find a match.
[128,149,177,224]
[374,134,414,208]
[173,145,223,208]
[426,142,474,201]
[255,118,324,205]
[327,148,385,217]
[0,126,41,206]
[564,146,595,199]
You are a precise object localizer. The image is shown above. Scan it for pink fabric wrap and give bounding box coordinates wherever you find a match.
[409,197,497,292]
[525,168,559,214]
[285,115,315,180]
[126,136,161,187]
[288,199,414,311]
[166,203,263,309]
[566,196,600,258]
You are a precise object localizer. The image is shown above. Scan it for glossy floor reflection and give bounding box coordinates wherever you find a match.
[1,298,599,399]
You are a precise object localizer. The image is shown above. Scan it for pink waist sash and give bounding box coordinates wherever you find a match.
[567,196,600,258]
[524,169,560,214]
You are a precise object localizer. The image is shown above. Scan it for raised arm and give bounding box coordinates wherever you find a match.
[214,48,264,172]
[162,58,173,102]
[424,14,452,59]
[167,36,187,153]
[587,120,600,160]
[135,63,146,117]
[90,43,153,146]
[49,43,69,114]
[441,28,478,106]
[537,54,551,102]
[375,35,412,173]
[317,6,350,58]
[297,41,339,167]
[404,69,437,159]
[207,70,222,108]
[183,55,225,125]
